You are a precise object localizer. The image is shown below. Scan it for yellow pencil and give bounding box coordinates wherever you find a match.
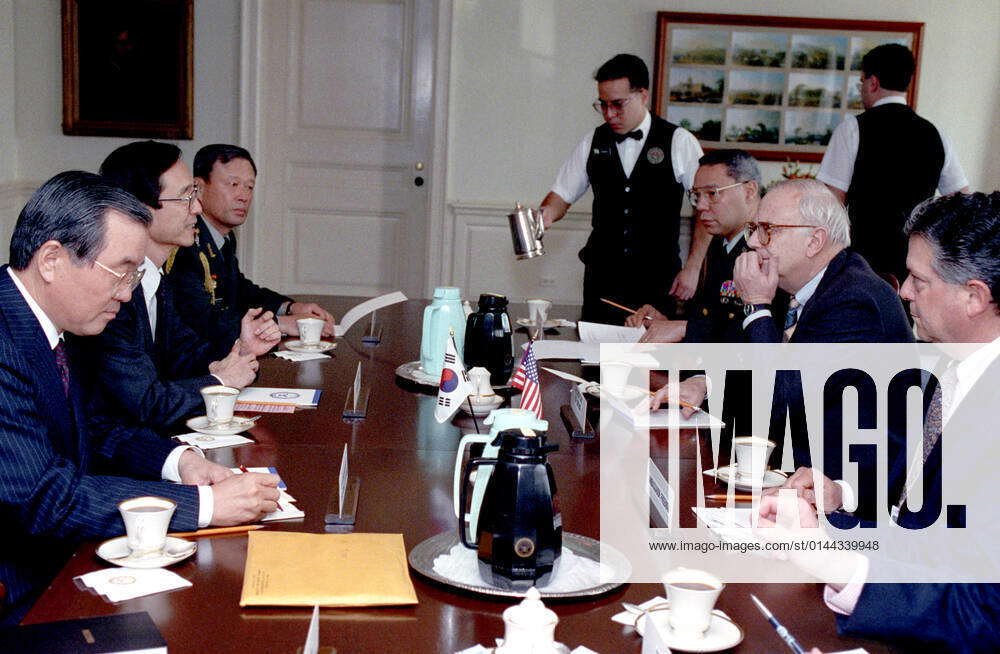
[169,524,265,538]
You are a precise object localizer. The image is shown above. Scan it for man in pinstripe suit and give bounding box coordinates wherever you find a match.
[0,172,281,624]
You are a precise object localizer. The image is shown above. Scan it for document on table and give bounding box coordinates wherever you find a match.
[577,321,645,343]
[238,387,322,407]
[334,291,407,337]
[605,392,725,429]
[239,531,418,607]
[232,467,304,521]
[529,340,601,364]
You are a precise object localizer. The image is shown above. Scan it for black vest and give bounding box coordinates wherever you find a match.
[580,115,684,319]
[683,234,751,343]
[847,103,945,283]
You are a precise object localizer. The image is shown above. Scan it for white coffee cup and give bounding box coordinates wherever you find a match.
[297,317,325,345]
[526,298,552,325]
[662,567,724,638]
[119,496,176,558]
[732,436,776,483]
[601,361,631,396]
[201,385,240,426]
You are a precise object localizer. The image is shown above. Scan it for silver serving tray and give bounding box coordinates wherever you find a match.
[407,531,631,600]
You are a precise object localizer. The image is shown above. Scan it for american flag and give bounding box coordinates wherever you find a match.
[510,341,543,418]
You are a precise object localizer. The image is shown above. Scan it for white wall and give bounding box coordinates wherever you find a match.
[10,0,242,182]
[447,0,1000,200]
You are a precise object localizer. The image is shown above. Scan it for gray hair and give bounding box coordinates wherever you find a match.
[770,178,851,247]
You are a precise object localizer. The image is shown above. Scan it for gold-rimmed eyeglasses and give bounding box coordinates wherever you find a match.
[744,221,817,246]
[94,260,145,293]
[160,184,202,212]
[592,94,636,115]
[687,181,748,207]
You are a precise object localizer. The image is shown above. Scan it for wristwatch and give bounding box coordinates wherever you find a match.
[743,302,771,316]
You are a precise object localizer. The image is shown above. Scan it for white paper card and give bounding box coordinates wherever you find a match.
[641,611,671,654]
[303,605,320,654]
[338,444,349,515]
[274,351,331,362]
[648,458,673,530]
[335,291,407,337]
[175,433,254,449]
[352,363,362,411]
[77,568,191,602]
[577,321,645,344]
[570,384,588,431]
[529,340,601,364]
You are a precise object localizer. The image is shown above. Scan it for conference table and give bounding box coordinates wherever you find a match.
[24,297,897,653]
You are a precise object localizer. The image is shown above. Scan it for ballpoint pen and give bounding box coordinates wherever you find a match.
[750,593,806,654]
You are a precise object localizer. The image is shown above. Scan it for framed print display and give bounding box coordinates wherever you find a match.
[653,12,923,162]
[61,0,194,139]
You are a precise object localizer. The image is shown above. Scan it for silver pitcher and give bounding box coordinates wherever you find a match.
[508,203,545,259]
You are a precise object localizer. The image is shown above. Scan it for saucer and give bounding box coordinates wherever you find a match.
[637,609,744,652]
[285,339,336,353]
[97,536,197,569]
[185,415,256,436]
[516,317,560,330]
[715,465,787,491]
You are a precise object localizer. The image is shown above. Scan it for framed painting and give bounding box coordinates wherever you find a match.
[653,12,923,162]
[61,0,194,139]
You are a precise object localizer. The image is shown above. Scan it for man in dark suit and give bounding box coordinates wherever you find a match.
[0,172,280,624]
[760,192,1000,652]
[653,180,912,462]
[89,141,281,430]
[164,144,335,342]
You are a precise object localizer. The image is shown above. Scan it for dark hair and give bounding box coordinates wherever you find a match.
[698,149,762,191]
[193,144,257,180]
[9,171,152,270]
[861,43,914,92]
[594,54,649,90]
[99,140,182,210]
[905,192,1000,306]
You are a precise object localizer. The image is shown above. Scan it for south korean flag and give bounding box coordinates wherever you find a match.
[434,334,475,423]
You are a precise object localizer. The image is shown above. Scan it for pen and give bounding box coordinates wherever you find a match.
[239,464,249,473]
[706,494,755,502]
[750,594,806,654]
[169,525,264,538]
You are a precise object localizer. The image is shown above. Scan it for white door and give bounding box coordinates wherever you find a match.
[240,0,442,298]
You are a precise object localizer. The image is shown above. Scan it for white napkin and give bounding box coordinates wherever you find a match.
[76,567,191,602]
[611,596,731,627]
[275,351,331,362]
[175,432,254,449]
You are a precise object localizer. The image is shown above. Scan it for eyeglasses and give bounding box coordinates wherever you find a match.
[94,260,145,293]
[160,184,202,212]
[592,94,636,115]
[687,181,748,207]
[744,221,817,246]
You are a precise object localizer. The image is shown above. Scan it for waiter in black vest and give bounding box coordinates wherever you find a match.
[539,54,706,324]
[817,43,968,287]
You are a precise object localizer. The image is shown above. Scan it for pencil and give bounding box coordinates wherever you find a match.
[599,297,639,314]
[169,524,264,538]
[706,494,755,502]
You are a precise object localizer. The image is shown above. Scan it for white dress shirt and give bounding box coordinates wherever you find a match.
[550,110,703,204]
[139,257,161,338]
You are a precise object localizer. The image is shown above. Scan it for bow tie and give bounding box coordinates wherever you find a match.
[614,129,643,144]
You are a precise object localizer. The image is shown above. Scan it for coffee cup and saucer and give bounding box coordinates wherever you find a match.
[97,496,196,569]
[285,317,335,353]
[635,568,744,652]
[187,385,256,435]
[460,367,505,417]
[715,437,785,491]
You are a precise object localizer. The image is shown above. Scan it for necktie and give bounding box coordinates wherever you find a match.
[782,298,800,343]
[221,233,236,260]
[613,129,643,144]
[53,341,70,397]
[897,364,956,509]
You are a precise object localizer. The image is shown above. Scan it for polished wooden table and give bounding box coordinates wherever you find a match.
[24,298,896,653]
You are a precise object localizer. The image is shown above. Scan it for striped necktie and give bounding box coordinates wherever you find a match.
[53,341,70,396]
[782,298,801,343]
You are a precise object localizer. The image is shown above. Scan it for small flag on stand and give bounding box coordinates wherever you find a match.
[435,334,475,423]
[511,340,543,418]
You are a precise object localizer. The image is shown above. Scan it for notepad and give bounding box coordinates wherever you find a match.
[239,531,418,607]
[237,387,322,407]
